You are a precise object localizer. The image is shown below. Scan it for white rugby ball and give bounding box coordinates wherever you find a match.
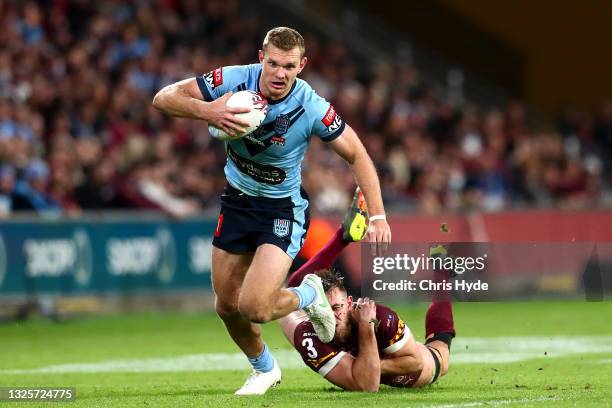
[208,90,269,140]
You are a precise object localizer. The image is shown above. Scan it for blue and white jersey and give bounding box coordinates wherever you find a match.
[197,64,345,199]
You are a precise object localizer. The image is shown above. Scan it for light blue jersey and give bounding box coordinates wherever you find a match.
[197,64,345,200]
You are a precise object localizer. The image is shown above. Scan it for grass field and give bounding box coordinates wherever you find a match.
[1,301,611,407]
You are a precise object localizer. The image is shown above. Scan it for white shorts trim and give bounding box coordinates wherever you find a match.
[318,351,347,377]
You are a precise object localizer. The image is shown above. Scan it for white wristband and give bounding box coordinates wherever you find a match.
[369,215,386,222]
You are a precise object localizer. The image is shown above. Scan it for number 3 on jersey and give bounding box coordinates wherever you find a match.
[302,338,317,358]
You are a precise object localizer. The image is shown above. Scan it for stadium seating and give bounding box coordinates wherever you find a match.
[0,0,610,218]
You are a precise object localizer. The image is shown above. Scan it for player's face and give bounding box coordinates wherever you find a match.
[258,44,306,100]
[327,288,352,343]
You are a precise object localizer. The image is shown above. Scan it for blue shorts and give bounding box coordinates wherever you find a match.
[212,184,310,259]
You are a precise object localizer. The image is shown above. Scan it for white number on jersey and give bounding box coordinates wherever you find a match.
[301,338,318,358]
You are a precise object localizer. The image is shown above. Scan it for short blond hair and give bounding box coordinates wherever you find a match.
[262,27,305,58]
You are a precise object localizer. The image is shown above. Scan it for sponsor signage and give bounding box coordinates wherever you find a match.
[0,218,217,295]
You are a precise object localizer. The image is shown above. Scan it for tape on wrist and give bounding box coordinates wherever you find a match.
[369,215,386,222]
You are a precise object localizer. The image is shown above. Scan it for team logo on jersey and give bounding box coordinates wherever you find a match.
[273,219,291,237]
[242,106,305,156]
[274,114,291,135]
[321,104,343,133]
[204,67,223,89]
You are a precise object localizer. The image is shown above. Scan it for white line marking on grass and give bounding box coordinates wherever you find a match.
[1,349,306,374]
[2,335,611,374]
[451,335,612,364]
[427,396,560,408]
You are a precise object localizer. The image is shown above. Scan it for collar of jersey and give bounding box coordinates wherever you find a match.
[257,69,298,105]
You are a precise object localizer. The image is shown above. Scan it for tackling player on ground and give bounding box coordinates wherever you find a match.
[279,189,455,391]
[153,27,391,394]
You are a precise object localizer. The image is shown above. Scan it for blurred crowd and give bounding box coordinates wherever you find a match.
[0,0,611,219]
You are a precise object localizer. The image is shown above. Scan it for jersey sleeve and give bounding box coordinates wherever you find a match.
[308,94,346,142]
[294,322,347,377]
[376,305,412,355]
[196,65,250,102]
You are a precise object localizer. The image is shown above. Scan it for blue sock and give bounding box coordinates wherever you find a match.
[248,343,274,373]
[288,283,317,309]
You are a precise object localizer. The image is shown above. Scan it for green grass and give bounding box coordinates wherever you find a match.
[0,302,611,407]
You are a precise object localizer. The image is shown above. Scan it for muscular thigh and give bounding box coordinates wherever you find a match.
[211,246,254,307]
[241,244,293,301]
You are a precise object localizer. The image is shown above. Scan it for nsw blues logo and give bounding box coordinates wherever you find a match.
[274,114,291,135]
[273,219,291,238]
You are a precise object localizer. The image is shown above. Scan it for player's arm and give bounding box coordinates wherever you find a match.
[324,298,381,392]
[379,335,423,376]
[152,78,249,136]
[328,125,391,255]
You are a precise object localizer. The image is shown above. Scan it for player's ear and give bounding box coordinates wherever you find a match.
[347,295,353,306]
[298,56,307,73]
[258,49,264,63]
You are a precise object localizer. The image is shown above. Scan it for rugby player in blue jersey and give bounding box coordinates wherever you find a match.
[153,27,391,394]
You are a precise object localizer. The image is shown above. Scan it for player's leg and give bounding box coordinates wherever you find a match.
[423,243,455,376]
[211,246,260,356]
[387,303,454,389]
[286,228,347,287]
[424,300,454,378]
[393,341,447,388]
[410,246,455,386]
[238,243,297,322]
[280,185,368,345]
[211,184,287,395]
[212,246,283,395]
[286,186,368,287]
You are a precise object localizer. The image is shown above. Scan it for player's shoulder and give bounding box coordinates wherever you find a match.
[375,304,402,332]
[294,320,338,350]
[292,77,323,105]
[375,303,411,354]
[290,78,334,129]
[293,319,318,341]
[205,64,259,86]
[221,63,260,79]
[245,63,263,76]
[376,303,398,318]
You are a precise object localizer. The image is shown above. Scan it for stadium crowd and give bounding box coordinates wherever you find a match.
[0,0,611,218]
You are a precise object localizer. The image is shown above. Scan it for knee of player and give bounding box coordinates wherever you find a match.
[214,296,239,318]
[237,298,272,323]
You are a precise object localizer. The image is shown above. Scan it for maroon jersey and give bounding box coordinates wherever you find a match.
[294,304,411,380]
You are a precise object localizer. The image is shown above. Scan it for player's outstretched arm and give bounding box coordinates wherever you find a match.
[328,125,391,256]
[324,298,381,392]
[152,78,250,136]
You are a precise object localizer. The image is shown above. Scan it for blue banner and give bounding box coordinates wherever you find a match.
[0,217,217,296]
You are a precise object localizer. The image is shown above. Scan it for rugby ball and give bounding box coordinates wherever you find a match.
[208,90,269,140]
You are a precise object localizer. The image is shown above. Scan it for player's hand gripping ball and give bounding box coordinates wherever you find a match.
[209,90,269,140]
